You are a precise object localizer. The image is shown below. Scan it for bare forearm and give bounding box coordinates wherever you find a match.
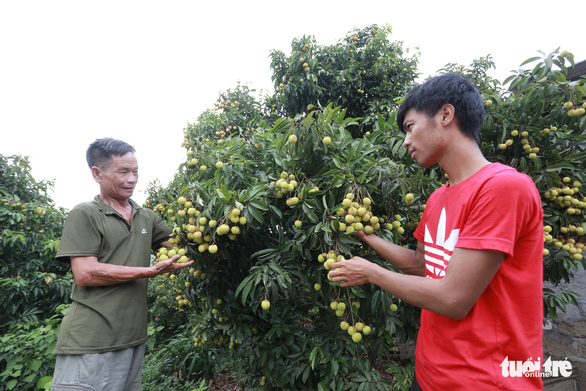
[75,262,157,286]
[71,254,193,287]
[360,233,424,276]
[368,267,464,319]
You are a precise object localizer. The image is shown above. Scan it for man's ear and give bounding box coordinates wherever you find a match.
[440,104,456,126]
[91,166,102,183]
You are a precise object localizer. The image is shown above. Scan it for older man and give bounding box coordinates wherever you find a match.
[51,138,192,391]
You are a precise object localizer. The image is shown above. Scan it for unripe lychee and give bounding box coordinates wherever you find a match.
[217,224,230,235]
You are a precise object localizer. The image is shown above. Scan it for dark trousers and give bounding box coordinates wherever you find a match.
[409,370,424,391]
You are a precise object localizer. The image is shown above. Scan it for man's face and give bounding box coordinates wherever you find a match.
[95,152,138,201]
[401,108,445,168]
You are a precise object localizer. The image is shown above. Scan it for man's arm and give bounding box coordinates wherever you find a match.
[355,230,425,276]
[71,254,194,287]
[328,247,504,320]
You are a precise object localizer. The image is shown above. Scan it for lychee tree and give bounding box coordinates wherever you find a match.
[145,101,423,389]
[0,154,72,391]
[268,24,419,137]
[0,155,71,331]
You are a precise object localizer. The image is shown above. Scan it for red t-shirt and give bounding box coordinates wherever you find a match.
[413,163,543,390]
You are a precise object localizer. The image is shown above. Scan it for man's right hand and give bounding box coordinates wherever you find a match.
[354,229,369,242]
[151,255,194,276]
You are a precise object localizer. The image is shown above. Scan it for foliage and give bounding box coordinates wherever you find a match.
[0,155,72,332]
[144,25,585,389]
[142,325,216,391]
[147,274,193,344]
[385,361,414,391]
[0,304,67,391]
[269,24,418,137]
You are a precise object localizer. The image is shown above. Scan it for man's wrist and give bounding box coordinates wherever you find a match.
[145,265,159,279]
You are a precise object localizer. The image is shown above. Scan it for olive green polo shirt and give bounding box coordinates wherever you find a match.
[53,195,172,354]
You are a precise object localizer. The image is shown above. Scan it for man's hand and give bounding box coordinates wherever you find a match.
[328,256,381,287]
[151,255,194,276]
[353,229,369,242]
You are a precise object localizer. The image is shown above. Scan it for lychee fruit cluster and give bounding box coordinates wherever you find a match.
[334,193,384,234]
[330,300,372,343]
[270,171,299,201]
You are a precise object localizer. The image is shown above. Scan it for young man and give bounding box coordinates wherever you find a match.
[51,138,193,391]
[328,74,544,390]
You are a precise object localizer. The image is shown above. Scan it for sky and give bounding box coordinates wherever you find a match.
[1,0,584,210]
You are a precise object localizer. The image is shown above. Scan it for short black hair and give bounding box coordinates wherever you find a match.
[86,138,136,169]
[397,73,485,143]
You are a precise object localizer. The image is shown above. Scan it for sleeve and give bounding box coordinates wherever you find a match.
[456,171,540,258]
[413,187,440,243]
[148,209,172,249]
[55,205,103,261]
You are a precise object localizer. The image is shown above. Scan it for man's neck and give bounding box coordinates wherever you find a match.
[439,138,490,186]
[99,194,132,215]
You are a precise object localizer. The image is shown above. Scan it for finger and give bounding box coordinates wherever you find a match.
[329,261,344,270]
[328,267,344,279]
[177,260,195,268]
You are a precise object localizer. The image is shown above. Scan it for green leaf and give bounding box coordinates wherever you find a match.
[37,376,53,390]
[7,379,18,390]
[302,203,319,223]
[331,359,339,375]
[247,206,264,224]
[30,360,42,371]
[249,198,268,211]
[215,185,233,201]
[545,163,575,172]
